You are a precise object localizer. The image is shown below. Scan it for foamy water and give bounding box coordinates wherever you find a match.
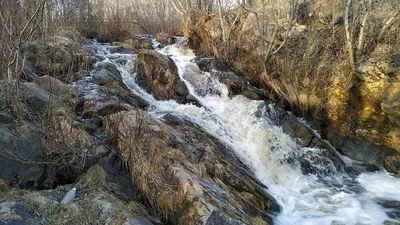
[79,39,400,225]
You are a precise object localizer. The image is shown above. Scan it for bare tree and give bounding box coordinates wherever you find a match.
[0,0,46,112]
[342,0,400,71]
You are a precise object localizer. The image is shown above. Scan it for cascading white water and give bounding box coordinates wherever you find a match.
[82,39,400,225]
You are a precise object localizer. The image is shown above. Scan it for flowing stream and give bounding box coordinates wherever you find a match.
[79,38,400,225]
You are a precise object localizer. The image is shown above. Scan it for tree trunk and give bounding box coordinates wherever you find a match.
[343,0,355,70]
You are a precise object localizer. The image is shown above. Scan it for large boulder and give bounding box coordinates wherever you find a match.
[87,62,148,109]
[137,50,190,103]
[34,75,78,101]
[106,110,280,225]
[0,112,44,188]
[20,82,64,113]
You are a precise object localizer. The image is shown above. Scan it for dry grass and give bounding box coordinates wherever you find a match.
[77,165,107,188]
[266,27,347,117]
[0,179,11,201]
[250,216,269,225]
[106,110,208,224]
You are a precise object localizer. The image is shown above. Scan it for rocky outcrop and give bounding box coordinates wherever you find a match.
[106,110,280,225]
[137,50,190,103]
[23,30,90,83]
[0,165,156,225]
[0,112,44,188]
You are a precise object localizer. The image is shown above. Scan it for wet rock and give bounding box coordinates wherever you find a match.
[93,62,123,84]
[175,80,189,97]
[155,33,172,45]
[264,105,350,175]
[184,63,208,96]
[106,110,280,225]
[378,200,400,222]
[280,114,315,146]
[299,148,346,178]
[137,50,191,103]
[99,153,141,201]
[195,57,230,73]
[194,57,266,100]
[264,105,317,147]
[205,210,242,225]
[112,39,140,53]
[87,62,148,108]
[326,127,346,148]
[338,138,396,166]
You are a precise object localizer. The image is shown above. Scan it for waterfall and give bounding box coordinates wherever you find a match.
[77,38,400,225]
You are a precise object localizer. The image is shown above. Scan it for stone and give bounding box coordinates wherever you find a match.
[136,50,189,103]
[209,70,266,100]
[0,124,44,188]
[20,82,63,113]
[338,138,396,166]
[34,75,77,98]
[106,110,280,225]
[93,62,123,84]
[205,210,242,225]
[94,145,110,158]
[280,114,315,146]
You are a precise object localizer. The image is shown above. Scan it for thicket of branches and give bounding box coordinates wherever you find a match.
[1,0,399,111]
